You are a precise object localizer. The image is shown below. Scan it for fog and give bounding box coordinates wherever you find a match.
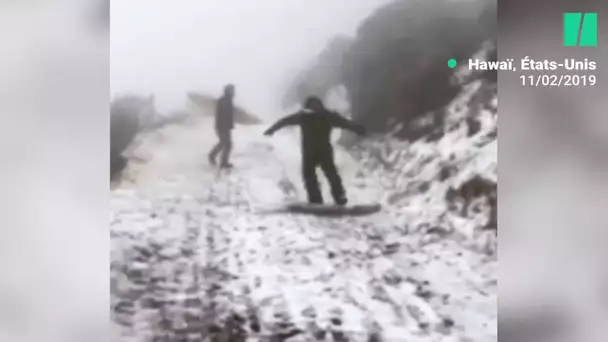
[110,0,390,118]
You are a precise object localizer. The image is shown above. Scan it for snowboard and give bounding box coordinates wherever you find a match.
[285,202,381,216]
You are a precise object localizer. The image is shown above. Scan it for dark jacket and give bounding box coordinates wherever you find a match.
[215,95,234,131]
[265,108,365,154]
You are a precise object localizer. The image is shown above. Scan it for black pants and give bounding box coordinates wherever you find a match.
[209,128,232,165]
[302,148,346,204]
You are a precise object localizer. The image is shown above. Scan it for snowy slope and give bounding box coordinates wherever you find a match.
[111,89,496,341]
[350,79,497,252]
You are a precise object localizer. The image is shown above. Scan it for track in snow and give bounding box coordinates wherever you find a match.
[111,117,496,342]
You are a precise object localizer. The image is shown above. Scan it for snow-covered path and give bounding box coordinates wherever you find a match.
[111,117,496,342]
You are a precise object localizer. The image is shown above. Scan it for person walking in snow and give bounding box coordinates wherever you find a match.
[209,84,236,168]
[264,96,366,205]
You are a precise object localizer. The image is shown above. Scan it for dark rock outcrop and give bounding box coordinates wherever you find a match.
[110,95,157,180]
[445,175,497,230]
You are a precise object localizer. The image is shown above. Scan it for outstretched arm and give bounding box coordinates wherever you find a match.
[264,113,301,136]
[328,112,366,135]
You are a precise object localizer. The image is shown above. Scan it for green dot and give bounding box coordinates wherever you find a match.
[447,59,457,68]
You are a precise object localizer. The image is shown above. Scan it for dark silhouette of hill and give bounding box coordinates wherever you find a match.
[284,0,496,140]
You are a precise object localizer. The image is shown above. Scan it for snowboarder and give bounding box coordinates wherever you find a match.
[209,84,236,168]
[264,96,366,205]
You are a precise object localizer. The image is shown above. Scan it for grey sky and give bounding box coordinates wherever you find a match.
[110,0,389,118]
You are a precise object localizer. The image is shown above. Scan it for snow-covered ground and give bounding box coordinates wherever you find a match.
[111,83,497,341]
